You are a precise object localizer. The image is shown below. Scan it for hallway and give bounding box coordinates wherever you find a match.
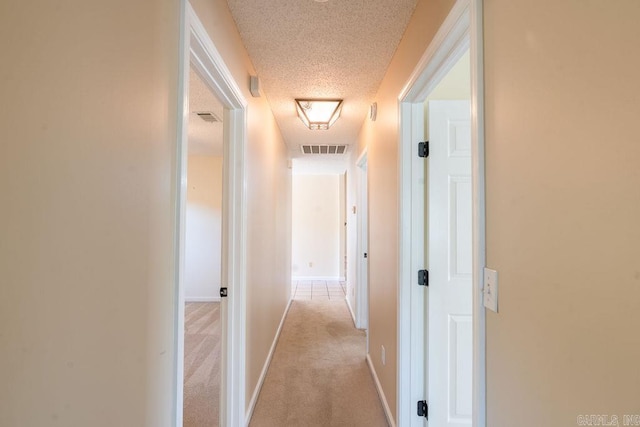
[4,1,640,426]
[249,298,387,427]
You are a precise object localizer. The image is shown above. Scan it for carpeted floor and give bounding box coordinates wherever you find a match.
[249,299,388,427]
[183,302,221,427]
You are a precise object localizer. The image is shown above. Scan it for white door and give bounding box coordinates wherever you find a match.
[427,100,472,426]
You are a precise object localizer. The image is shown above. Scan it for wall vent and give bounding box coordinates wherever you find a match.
[195,111,222,123]
[300,145,347,155]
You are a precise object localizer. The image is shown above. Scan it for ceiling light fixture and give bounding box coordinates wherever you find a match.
[295,99,343,130]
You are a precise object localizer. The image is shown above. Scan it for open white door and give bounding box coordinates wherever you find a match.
[427,100,472,426]
[398,3,486,425]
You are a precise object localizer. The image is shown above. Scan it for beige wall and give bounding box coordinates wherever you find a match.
[355,0,457,421]
[0,1,180,426]
[188,0,292,414]
[361,1,640,423]
[291,174,341,278]
[484,1,640,425]
[185,156,223,300]
[0,0,290,425]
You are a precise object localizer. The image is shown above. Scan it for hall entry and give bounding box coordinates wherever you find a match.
[290,164,348,302]
[182,65,225,427]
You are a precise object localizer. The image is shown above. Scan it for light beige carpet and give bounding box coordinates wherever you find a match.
[249,299,388,427]
[184,302,221,427]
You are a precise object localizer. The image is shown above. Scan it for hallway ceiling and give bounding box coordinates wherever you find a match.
[227,0,418,158]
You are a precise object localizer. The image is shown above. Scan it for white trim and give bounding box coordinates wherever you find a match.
[345,296,357,327]
[398,0,470,102]
[184,297,221,303]
[397,100,427,427]
[173,1,189,424]
[175,3,248,427]
[470,1,487,425]
[396,0,486,426]
[245,299,293,426]
[291,276,345,282]
[355,150,369,331]
[366,354,396,427]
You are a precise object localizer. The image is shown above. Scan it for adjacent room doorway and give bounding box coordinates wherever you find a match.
[175,4,248,427]
[182,64,225,427]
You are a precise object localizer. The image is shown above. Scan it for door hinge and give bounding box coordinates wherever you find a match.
[418,269,429,286]
[418,141,429,158]
[417,400,428,418]
[219,287,228,298]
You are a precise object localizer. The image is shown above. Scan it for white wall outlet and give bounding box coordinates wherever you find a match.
[381,345,386,366]
[483,267,499,313]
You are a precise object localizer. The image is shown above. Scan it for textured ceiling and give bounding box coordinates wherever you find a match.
[188,67,224,156]
[227,0,418,158]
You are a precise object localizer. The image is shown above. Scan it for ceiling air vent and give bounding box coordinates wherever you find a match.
[195,111,222,123]
[300,145,347,155]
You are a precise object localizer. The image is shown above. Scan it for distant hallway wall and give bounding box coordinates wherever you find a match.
[185,155,223,301]
[292,174,341,279]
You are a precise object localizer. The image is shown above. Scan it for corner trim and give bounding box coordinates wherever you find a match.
[366,354,397,427]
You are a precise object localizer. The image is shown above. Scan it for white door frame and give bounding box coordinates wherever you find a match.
[174,3,247,426]
[397,0,485,425]
[356,149,369,331]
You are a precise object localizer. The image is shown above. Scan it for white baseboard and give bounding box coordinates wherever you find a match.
[345,296,357,327]
[366,354,396,427]
[184,296,220,302]
[292,276,346,282]
[245,298,293,426]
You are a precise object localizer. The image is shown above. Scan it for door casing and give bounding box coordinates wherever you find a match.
[356,150,369,333]
[174,3,248,426]
[397,0,486,425]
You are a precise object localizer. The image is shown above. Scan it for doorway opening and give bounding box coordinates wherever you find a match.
[182,65,225,427]
[290,159,348,302]
[397,0,486,426]
[175,4,248,427]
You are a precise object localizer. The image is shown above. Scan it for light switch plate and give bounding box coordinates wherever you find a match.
[483,268,499,313]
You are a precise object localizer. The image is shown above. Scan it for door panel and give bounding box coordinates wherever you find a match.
[427,100,472,426]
